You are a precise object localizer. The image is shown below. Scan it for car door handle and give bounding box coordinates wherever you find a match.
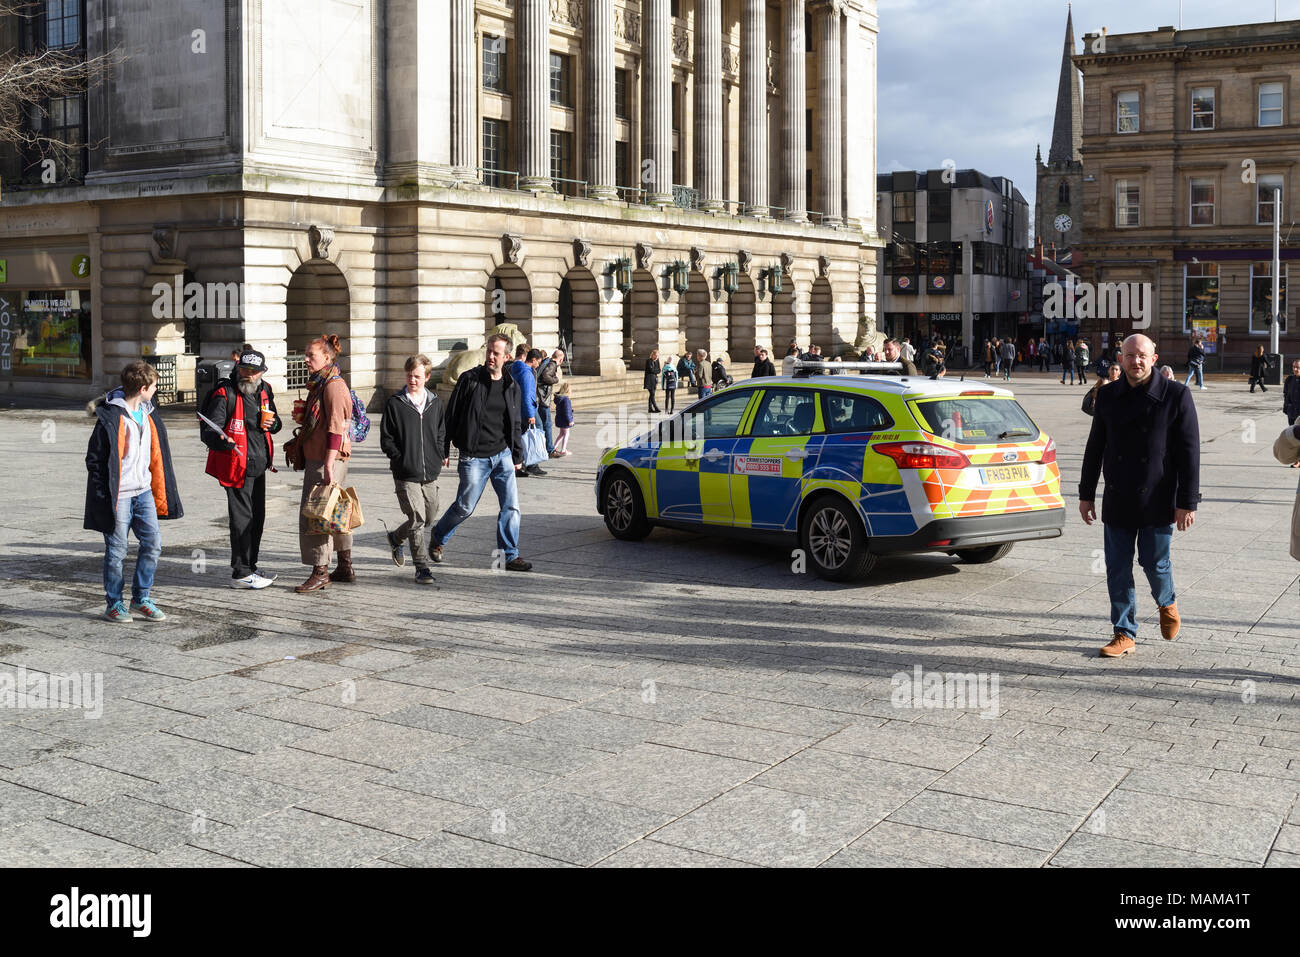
[703,449,725,462]
[785,448,808,460]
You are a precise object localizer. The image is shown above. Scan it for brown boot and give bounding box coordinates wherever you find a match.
[1099,634,1135,657]
[295,565,330,593]
[1159,602,1180,641]
[329,550,356,583]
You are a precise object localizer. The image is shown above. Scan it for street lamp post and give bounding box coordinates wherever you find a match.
[1272,187,1281,359]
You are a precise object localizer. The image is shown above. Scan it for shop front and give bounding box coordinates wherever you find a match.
[0,245,94,394]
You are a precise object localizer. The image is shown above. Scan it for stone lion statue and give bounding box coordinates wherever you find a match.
[850,314,887,361]
[442,323,529,387]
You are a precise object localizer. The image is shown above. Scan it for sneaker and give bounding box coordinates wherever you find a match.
[1099,634,1135,657]
[414,568,435,585]
[253,569,278,584]
[105,601,133,623]
[430,544,444,564]
[129,598,167,622]
[1199,385,1208,391]
[387,529,406,567]
[526,466,547,476]
[505,557,533,572]
[231,574,261,589]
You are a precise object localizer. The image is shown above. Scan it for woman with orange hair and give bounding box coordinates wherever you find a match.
[293,335,355,592]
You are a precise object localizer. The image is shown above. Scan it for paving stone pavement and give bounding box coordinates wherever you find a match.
[2,373,1299,867]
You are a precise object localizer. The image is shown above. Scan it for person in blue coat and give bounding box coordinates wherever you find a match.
[509,348,545,476]
[1079,334,1200,658]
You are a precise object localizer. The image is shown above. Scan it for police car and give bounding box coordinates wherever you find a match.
[596,373,1065,581]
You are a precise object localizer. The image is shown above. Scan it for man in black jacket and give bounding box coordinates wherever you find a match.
[1080,334,1200,657]
[430,334,531,571]
[380,355,447,584]
[752,347,775,378]
[200,348,282,589]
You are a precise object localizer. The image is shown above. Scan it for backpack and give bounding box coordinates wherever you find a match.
[347,388,371,442]
[663,364,677,388]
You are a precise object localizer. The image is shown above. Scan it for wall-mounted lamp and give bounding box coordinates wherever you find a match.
[720,261,739,295]
[670,260,690,294]
[613,257,633,294]
[764,263,784,294]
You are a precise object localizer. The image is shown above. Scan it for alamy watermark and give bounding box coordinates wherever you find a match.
[151,276,245,321]
[891,665,1000,718]
[1043,281,1152,329]
[0,666,103,719]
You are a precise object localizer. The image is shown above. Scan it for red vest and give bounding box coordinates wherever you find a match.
[205,387,274,488]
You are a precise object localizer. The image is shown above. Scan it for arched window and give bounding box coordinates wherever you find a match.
[1058,181,1070,206]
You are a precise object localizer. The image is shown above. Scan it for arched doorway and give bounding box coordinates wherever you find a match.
[560,267,599,370]
[810,277,833,356]
[485,264,532,341]
[627,269,658,362]
[287,261,350,377]
[682,272,710,359]
[727,274,757,361]
[771,288,795,356]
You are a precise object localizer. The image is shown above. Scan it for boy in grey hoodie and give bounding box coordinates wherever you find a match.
[84,361,184,622]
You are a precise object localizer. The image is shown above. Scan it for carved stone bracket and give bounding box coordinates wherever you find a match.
[635,242,654,271]
[573,238,592,269]
[780,252,794,273]
[737,249,752,275]
[690,246,706,273]
[721,43,739,76]
[672,24,690,60]
[502,233,524,265]
[817,254,832,279]
[308,225,335,261]
[152,225,180,263]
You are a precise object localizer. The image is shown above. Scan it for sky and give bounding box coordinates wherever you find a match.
[877,0,1300,224]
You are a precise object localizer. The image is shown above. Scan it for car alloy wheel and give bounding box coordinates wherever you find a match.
[607,478,635,533]
[808,506,852,571]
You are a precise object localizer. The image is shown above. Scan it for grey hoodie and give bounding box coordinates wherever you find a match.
[110,394,154,499]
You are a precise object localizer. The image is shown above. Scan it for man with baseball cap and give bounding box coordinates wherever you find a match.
[199,347,282,588]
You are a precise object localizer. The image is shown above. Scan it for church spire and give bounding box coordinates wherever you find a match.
[1048,5,1083,168]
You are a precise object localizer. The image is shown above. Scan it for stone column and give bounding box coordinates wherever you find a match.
[518,0,552,191]
[586,0,618,199]
[816,0,842,225]
[642,0,673,205]
[740,0,768,216]
[693,0,723,210]
[450,0,476,179]
[782,0,807,222]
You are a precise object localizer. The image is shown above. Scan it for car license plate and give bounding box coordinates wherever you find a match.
[981,465,1030,485]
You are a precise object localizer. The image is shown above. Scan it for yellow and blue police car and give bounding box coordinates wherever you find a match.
[596,374,1065,580]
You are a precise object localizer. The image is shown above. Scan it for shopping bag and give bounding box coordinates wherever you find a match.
[302,482,351,534]
[522,427,547,467]
[342,486,365,530]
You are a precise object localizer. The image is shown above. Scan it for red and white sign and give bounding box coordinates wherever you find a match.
[734,455,782,475]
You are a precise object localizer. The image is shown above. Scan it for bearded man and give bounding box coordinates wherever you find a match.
[199,348,283,588]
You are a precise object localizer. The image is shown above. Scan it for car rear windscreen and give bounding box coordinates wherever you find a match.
[910,396,1040,444]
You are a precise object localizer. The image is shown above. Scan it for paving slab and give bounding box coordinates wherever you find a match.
[1086,789,1280,865]
[849,821,1050,867]
[554,743,764,814]
[192,807,413,867]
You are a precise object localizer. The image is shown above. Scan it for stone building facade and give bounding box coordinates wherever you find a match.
[1072,19,1300,365]
[0,0,880,404]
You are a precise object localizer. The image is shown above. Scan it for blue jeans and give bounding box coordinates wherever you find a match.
[103,490,161,607]
[1062,363,1075,384]
[537,403,555,454]
[1103,524,1176,639]
[432,448,520,561]
[1185,363,1204,387]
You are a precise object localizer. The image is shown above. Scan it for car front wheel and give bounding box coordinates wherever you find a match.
[602,470,651,541]
[800,496,876,581]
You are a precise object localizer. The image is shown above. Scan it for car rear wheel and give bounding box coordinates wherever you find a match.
[800,496,876,581]
[952,543,1013,564]
[602,470,651,541]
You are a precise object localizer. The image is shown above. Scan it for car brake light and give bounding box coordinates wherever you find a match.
[927,539,952,547]
[1039,438,1057,465]
[959,390,995,396]
[873,441,971,470]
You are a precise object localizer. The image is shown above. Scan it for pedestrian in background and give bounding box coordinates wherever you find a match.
[1061,340,1076,385]
[1249,345,1271,393]
[510,348,546,476]
[753,347,775,378]
[293,334,355,593]
[1284,359,1300,428]
[554,380,574,455]
[661,356,679,414]
[380,354,447,585]
[200,347,281,589]
[535,348,561,459]
[781,342,800,376]
[695,349,713,398]
[1076,339,1091,384]
[644,348,662,413]
[677,351,697,394]
[1185,336,1207,390]
[1080,334,1199,658]
[85,361,184,622]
